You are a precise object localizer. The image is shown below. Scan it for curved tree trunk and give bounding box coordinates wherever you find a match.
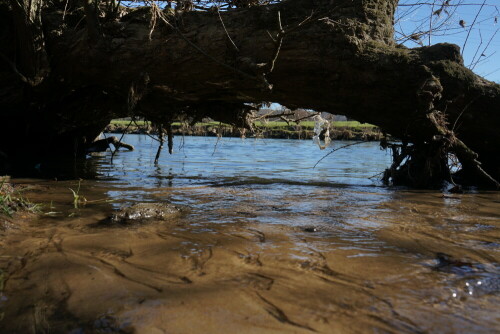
[0,0,499,187]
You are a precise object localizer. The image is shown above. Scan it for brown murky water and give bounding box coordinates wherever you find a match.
[0,137,499,333]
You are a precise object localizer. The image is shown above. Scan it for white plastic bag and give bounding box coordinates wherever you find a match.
[312,115,331,150]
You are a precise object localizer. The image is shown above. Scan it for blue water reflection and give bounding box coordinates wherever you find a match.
[92,135,392,189]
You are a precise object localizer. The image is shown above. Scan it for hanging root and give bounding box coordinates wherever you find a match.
[428,110,499,188]
[382,110,500,189]
[153,121,173,164]
[449,137,500,189]
[154,125,164,165]
[166,123,174,154]
[381,140,451,188]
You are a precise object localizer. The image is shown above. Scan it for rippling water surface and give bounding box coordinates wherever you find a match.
[1,135,498,333]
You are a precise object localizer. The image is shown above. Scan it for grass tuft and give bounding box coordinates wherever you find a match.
[0,179,42,217]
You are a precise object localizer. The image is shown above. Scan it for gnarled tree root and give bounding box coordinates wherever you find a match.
[382,121,500,190]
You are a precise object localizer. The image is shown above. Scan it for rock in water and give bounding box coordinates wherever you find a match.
[111,203,181,224]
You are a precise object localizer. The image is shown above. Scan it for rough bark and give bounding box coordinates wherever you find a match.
[0,0,498,188]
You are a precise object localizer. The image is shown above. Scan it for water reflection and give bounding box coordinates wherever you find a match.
[92,135,392,187]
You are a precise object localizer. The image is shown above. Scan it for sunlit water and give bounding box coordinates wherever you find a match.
[0,135,498,333]
[90,135,392,190]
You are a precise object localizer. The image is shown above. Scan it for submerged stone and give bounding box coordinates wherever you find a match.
[110,203,181,225]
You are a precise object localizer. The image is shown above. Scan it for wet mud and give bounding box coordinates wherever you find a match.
[0,180,499,333]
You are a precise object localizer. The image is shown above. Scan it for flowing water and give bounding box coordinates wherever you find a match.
[0,135,499,333]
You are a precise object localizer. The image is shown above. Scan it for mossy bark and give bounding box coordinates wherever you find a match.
[0,0,498,187]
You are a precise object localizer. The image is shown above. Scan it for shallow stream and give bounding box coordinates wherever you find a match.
[1,135,499,333]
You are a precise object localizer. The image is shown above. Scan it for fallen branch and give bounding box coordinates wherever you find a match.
[294,112,320,123]
[256,112,296,120]
[87,136,134,153]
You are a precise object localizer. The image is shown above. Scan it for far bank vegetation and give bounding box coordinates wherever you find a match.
[106,109,382,141]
